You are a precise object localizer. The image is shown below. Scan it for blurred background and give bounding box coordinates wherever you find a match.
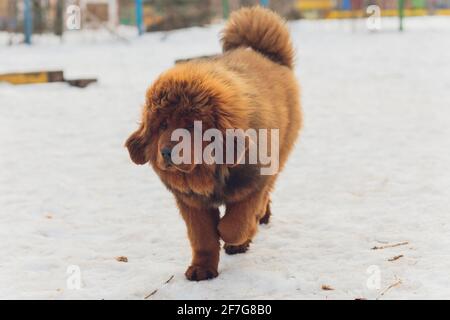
[1,0,450,44]
[1,1,450,300]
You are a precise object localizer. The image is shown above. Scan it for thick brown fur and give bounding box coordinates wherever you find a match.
[125,6,302,281]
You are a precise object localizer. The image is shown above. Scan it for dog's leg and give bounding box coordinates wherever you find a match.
[219,191,266,248]
[177,200,220,281]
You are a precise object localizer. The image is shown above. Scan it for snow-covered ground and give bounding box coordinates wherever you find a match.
[1,16,450,300]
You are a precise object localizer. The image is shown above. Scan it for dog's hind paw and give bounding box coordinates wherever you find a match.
[259,211,271,225]
[259,202,272,225]
[224,240,251,255]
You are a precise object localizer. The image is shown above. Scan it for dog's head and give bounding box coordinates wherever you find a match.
[125,64,250,176]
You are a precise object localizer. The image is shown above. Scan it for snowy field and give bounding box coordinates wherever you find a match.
[1,16,450,300]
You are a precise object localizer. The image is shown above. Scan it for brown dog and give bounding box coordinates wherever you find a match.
[126,6,302,281]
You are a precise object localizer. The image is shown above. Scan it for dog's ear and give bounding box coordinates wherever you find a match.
[125,128,149,165]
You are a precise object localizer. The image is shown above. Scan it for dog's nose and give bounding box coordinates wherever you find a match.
[161,147,172,162]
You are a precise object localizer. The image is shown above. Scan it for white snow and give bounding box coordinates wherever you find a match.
[1,17,450,300]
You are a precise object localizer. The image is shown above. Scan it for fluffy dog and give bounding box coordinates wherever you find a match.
[126,6,302,281]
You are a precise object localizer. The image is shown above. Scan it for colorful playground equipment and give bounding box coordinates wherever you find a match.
[296,0,450,19]
[2,0,450,44]
[294,0,450,30]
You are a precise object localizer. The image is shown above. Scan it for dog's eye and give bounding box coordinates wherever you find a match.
[160,121,167,130]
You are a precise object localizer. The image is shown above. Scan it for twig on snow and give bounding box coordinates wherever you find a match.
[144,275,174,299]
[377,278,402,299]
[144,289,158,299]
[388,255,404,262]
[115,256,128,263]
[321,284,334,291]
[371,241,409,250]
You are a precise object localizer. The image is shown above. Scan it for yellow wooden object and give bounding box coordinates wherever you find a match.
[0,71,64,85]
[0,70,96,88]
[381,8,428,17]
[0,72,48,85]
[436,9,450,16]
[326,11,364,19]
[324,8,429,19]
[296,0,334,11]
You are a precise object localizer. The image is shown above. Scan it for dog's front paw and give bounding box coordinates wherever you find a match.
[185,265,218,281]
[218,219,249,245]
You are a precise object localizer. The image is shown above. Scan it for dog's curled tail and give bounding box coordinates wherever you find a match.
[221,6,294,69]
